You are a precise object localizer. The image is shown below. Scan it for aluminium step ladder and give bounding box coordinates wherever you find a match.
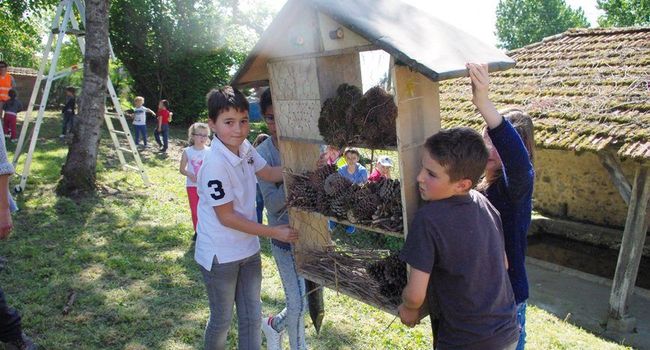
[12,0,149,192]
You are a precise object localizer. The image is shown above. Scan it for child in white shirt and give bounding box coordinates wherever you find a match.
[129,96,155,147]
[196,86,298,350]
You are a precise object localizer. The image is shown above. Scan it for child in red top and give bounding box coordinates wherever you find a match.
[154,99,171,152]
[368,155,393,182]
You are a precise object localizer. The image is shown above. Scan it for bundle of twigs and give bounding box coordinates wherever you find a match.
[300,249,401,309]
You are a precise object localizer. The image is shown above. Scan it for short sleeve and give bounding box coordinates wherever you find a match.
[198,159,234,207]
[399,211,436,274]
[250,147,268,172]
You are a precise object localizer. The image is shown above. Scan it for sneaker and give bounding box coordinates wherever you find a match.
[345,225,356,234]
[59,134,65,139]
[10,139,17,143]
[5,333,37,350]
[261,316,282,350]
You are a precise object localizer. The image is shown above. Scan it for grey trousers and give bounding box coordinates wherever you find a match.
[200,252,262,350]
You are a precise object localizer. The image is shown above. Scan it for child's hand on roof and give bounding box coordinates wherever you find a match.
[467,63,491,108]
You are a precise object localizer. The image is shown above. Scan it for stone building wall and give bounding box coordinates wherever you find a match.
[533,148,646,231]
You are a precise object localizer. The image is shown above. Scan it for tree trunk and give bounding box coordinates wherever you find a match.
[57,0,110,197]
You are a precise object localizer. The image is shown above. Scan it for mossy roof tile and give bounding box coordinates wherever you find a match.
[440,27,650,162]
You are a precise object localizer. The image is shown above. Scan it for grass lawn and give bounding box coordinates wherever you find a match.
[0,112,632,349]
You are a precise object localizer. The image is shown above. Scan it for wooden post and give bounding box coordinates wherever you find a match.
[598,149,632,205]
[607,165,650,332]
[391,63,440,236]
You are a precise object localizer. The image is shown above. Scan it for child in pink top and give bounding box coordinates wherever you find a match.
[179,122,211,240]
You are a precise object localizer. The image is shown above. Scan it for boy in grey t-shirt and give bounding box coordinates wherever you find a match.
[398,127,519,350]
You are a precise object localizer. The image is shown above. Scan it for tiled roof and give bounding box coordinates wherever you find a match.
[440,27,650,161]
[8,67,38,77]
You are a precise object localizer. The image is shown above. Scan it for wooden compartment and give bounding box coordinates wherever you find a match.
[232,0,514,314]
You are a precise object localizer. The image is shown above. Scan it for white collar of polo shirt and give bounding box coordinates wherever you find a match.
[211,136,255,168]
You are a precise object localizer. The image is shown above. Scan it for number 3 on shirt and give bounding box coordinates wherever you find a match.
[208,179,225,200]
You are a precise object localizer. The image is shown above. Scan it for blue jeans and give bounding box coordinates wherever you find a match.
[133,125,147,146]
[256,184,264,224]
[200,253,262,350]
[154,124,169,150]
[516,302,526,350]
[270,244,307,350]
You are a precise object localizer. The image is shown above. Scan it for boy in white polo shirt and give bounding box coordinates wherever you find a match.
[196,86,298,350]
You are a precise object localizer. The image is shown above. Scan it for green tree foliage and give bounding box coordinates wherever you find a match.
[597,0,650,27]
[0,6,43,67]
[110,0,273,124]
[495,0,590,50]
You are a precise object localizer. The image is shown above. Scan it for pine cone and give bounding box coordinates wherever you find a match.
[330,187,356,219]
[348,185,379,223]
[323,173,353,196]
[310,164,337,190]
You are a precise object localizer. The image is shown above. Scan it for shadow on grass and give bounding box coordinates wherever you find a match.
[2,192,210,349]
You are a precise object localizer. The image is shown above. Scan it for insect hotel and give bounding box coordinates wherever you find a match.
[232,0,514,313]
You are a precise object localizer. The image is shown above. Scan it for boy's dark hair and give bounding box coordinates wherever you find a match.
[0,61,7,68]
[206,86,249,121]
[424,127,488,186]
[160,99,169,109]
[8,89,16,99]
[343,147,360,158]
[65,86,76,94]
[260,88,273,115]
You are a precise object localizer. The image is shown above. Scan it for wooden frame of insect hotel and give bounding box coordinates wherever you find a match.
[232,0,514,314]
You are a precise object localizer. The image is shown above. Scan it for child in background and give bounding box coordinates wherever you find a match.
[195,86,298,350]
[337,147,368,184]
[179,122,211,242]
[330,148,367,234]
[468,63,535,350]
[60,86,76,138]
[2,90,22,142]
[0,111,37,350]
[397,127,519,349]
[0,61,16,122]
[368,155,393,182]
[317,145,340,167]
[252,133,269,224]
[154,99,171,152]
[129,96,155,148]
[256,88,309,350]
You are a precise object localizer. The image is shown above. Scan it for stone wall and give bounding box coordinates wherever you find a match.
[533,148,646,232]
[13,74,36,103]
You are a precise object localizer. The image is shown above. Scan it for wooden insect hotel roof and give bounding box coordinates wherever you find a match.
[439,27,650,162]
[232,0,514,87]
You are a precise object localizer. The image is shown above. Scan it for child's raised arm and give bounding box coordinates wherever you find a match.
[467,63,502,129]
